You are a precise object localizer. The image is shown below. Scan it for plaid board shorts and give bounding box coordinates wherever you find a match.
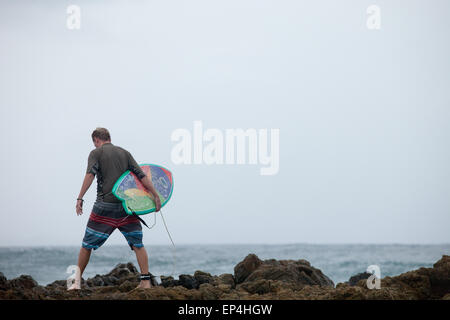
[82,201,143,250]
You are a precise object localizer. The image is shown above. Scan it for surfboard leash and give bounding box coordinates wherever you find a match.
[127,207,156,229]
[127,207,177,279]
[159,208,177,278]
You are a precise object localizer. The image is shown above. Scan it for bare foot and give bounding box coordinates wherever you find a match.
[67,281,81,291]
[136,280,152,289]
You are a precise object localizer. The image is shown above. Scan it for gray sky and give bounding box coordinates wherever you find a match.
[1,0,449,246]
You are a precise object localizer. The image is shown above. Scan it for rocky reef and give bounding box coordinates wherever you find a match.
[0,254,449,300]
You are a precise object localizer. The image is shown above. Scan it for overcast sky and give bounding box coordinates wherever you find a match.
[1,0,449,246]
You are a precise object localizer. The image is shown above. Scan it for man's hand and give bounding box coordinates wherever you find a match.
[140,175,162,212]
[76,173,94,216]
[76,199,84,215]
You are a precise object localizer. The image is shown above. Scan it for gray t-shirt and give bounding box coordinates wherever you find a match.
[86,142,146,203]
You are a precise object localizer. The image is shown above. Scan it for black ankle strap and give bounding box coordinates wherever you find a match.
[140,273,154,281]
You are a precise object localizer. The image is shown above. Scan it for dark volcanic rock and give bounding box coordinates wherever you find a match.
[161,276,179,288]
[234,254,262,284]
[108,262,138,278]
[348,272,372,286]
[118,280,137,292]
[199,283,227,300]
[9,275,38,290]
[194,271,214,286]
[238,279,275,295]
[162,272,215,290]
[383,255,450,299]
[87,275,105,287]
[86,262,140,288]
[234,254,334,288]
[0,272,10,290]
[216,273,235,288]
[178,274,198,289]
[430,255,450,298]
[1,254,449,300]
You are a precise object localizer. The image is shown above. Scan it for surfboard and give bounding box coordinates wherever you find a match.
[112,164,173,215]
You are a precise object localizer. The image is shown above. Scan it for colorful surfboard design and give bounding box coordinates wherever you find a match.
[112,164,174,215]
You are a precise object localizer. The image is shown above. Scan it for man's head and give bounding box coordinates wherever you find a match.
[91,127,111,148]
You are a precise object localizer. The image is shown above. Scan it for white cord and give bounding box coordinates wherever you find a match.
[147,211,157,229]
[159,209,176,278]
[142,208,176,283]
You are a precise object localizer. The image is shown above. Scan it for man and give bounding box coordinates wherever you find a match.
[69,127,161,290]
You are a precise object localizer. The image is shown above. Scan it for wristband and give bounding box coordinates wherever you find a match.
[77,198,84,202]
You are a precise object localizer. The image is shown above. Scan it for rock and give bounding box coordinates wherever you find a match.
[429,255,450,298]
[118,280,136,292]
[178,274,198,290]
[199,283,223,300]
[433,255,450,269]
[235,255,334,288]
[108,262,138,278]
[0,254,448,300]
[84,263,146,289]
[46,279,70,289]
[87,268,137,288]
[104,276,120,286]
[126,285,202,300]
[194,271,214,286]
[234,254,262,284]
[9,275,38,290]
[87,275,105,287]
[348,272,372,286]
[161,276,179,288]
[217,284,233,294]
[384,255,450,300]
[0,272,10,290]
[216,273,235,288]
[238,279,275,295]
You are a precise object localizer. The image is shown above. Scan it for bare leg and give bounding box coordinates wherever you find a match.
[68,247,91,290]
[78,247,92,276]
[133,246,151,288]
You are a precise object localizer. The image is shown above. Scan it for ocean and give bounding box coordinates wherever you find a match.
[0,244,448,286]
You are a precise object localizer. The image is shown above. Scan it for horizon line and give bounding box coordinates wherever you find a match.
[1,242,450,249]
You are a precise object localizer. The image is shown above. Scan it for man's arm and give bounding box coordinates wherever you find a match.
[126,150,162,212]
[140,175,161,212]
[76,173,95,215]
